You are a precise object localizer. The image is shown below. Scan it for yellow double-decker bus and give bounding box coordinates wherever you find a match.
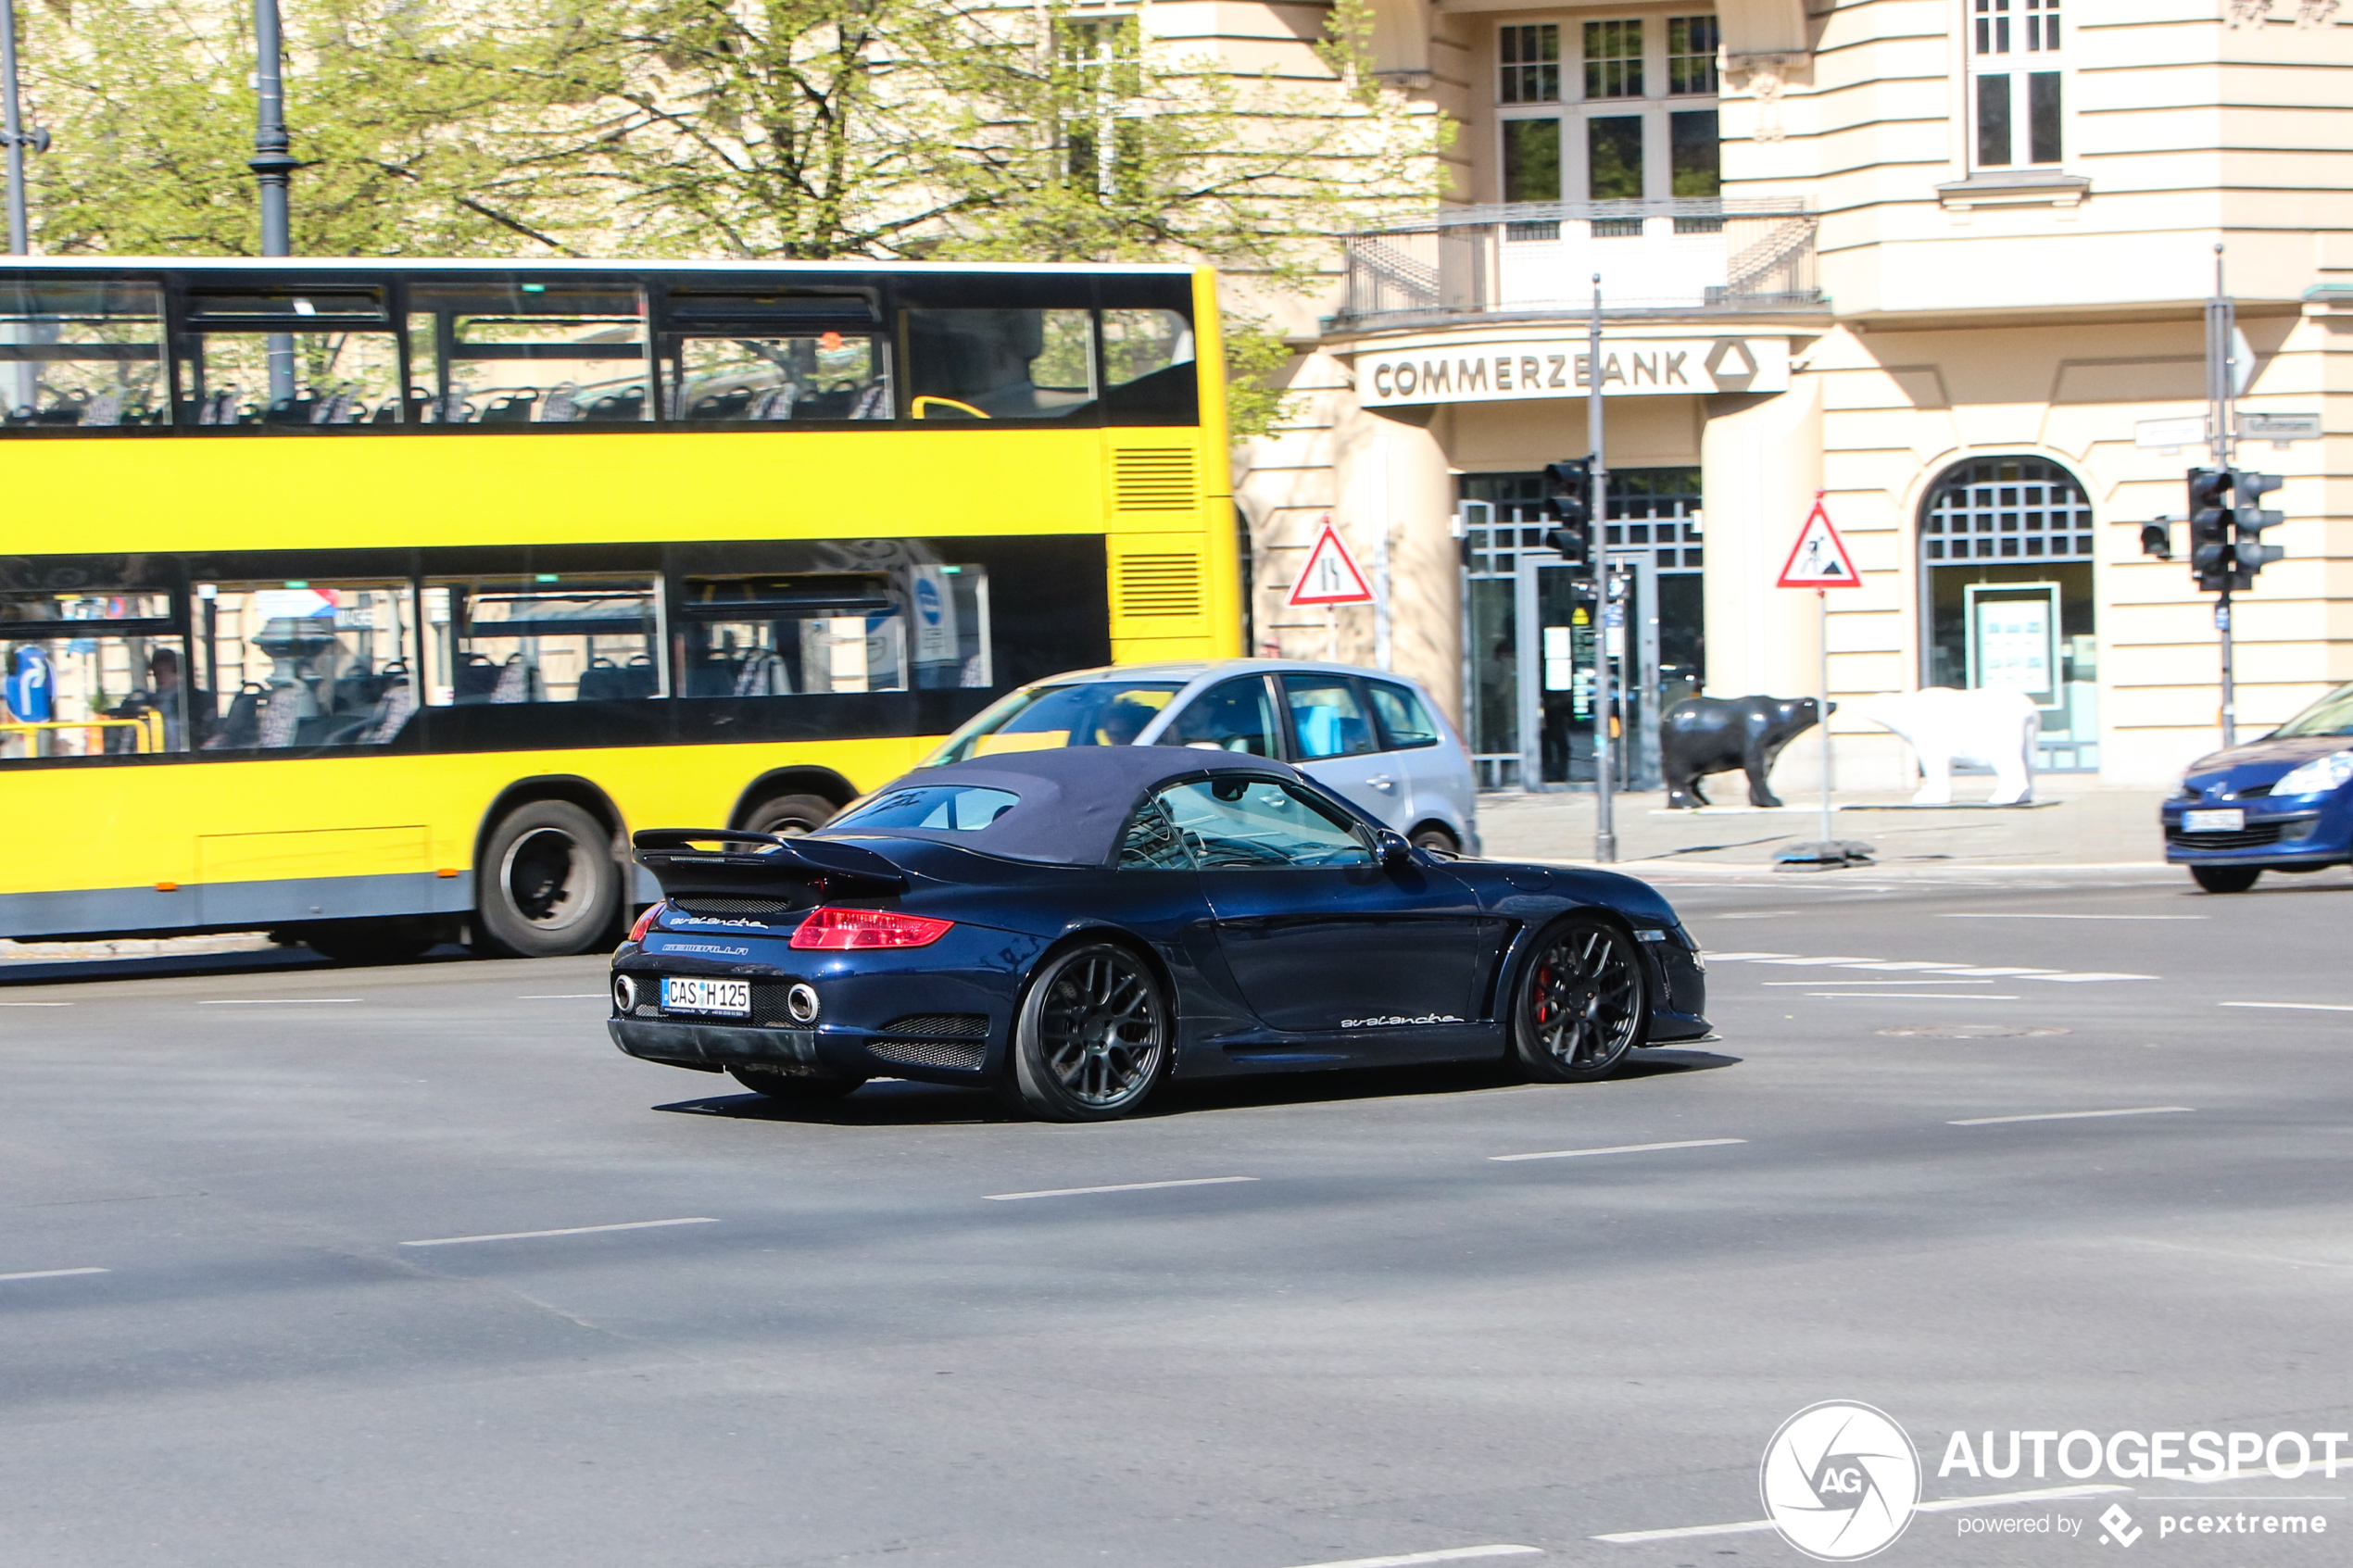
[0,258,1236,960]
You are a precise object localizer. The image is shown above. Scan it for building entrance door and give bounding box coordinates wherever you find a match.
[1515,552,1659,790]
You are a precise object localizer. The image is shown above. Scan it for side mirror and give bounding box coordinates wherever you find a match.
[1375,829,1413,867]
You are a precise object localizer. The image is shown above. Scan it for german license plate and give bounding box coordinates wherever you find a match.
[2184,809,2245,833]
[661,977,749,1017]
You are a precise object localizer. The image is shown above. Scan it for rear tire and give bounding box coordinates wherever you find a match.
[2191,864,2262,894]
[727,1064,867,1103]
[1510,914,1648,1083]
[742,792,837,836]
[1006,941,1170,1122]
[1409,823,1462,857]
[474,800,622,958]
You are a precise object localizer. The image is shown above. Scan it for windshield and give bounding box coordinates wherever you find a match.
[2271,682,2353,738]
[924,680,1183,765]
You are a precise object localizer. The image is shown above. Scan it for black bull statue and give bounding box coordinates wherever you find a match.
[1660,695,1831,809]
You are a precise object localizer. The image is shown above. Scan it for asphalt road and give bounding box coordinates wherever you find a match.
[4,864,2351,1568]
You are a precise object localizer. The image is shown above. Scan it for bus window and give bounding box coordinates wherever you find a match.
[424,577,662,704]
[178,286,403,427]
[191,582,419,748]
[905,308,1094,420]
[908,564,992,689]
[1100,307,1198,426]
[409,282,650,424]
[0,281,169,428]
[677,574,909,696]
[666,332,891,421]
[1,589,183,757]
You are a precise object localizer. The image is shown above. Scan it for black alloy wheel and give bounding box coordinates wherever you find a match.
[475,800,621,958]
[727,1064,868,1106]
[2190,865,2262,894]
[743,793,837,837]
[1512,914,1649,1083]
[1007,941,1170,1122]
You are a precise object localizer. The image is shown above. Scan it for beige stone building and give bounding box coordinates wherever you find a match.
[1187,0,2352,793]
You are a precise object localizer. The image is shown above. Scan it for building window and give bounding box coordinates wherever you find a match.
[1584,19,1644,100]
[1667,16,1720,96]
[1972,0,2062,168]
[1500,24,1561,105]
[1502,119,1562,204]
[1587,117,1644,203]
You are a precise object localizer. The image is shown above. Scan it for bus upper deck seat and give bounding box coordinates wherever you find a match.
[488,656,541,705]
[481,390,539,424]
[578,658,658,701]
[453,652,502,703]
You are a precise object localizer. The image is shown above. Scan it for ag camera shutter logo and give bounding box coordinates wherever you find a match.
[1760,1401,1922,1561]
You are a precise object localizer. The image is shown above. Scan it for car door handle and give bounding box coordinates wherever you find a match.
[1365,774,1396,791]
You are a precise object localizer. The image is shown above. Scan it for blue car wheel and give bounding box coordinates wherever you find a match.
[2190,864,2262,894]
[1007,941,1171,1122]
[1513,915,1648,1083]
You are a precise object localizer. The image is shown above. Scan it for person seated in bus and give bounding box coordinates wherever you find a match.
[906,310,1089,419]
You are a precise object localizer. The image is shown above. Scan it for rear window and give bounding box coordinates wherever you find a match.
[831,785,1020,832]
[926,679,1183,764]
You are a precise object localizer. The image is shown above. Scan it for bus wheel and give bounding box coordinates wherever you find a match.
[476,800,621,959]
[742,792,837,836]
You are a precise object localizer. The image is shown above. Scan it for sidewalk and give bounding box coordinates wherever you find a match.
[1476,776,2174,875]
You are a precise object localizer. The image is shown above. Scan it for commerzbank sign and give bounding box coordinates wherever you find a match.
[1355,333,1790,407]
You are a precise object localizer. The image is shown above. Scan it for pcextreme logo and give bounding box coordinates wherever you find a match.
[1760,1401,1923,1562]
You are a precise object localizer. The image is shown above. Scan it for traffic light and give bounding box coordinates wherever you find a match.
[2187,467,2233,592]
[1542,457,1595,564]
[2139,521,2173,560]
[2232,471,2284,585]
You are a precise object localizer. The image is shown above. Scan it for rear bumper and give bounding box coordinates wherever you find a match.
[608,1016,996,1087]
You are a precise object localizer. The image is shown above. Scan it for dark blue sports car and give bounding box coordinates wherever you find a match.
[2164,680,2353,893]
[608,747,1709,1121]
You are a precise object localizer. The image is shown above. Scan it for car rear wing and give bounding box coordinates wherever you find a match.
[631,828,909,897]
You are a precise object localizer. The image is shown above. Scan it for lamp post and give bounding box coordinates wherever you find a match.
[250,0,296,401]
[1,0,31,256]
[1587,273,1616,863]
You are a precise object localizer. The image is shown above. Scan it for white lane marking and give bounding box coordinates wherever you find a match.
[1695,952,1797,961]
[985,1176,1258,1201]
[1950,1106,2194,1127]
[0,1266,109,1283]
[401,1217,718,1247]
[1838,960,1973,971]
[1491,1138,1746,1163]
[2034,972,2158,983]
[1751,956,1881,966]
[2221,1000,2353,1013]
[1763,979,1993,986]
[1913,967,2063,976]
[1720,950,2158,984]
[1278,1548,1542,1568]
[1943,912,2204,921]
[520,994,606,999]
[1809,993,2020,1000]
[0,1001,73,1007]
[198,997,363,1006]
[1592,1484,2132,1545]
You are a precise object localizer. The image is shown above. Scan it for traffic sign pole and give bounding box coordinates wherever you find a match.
[1775,493,1864,865]
[1587,274,1614,864]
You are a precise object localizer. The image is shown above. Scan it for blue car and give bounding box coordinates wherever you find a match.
[609,747,1709,1121]
[2164,682,2353,893]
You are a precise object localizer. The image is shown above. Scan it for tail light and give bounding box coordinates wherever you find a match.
[627,902,664,944]
[789,907,954,950]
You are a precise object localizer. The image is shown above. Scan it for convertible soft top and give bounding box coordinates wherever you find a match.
[821,746,1304,866]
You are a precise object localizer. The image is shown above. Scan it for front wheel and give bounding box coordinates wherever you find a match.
[2191,864,2262,894]
[1006,941,1170,1122]
[474,800,621,958]
[1511,914,1649,1083]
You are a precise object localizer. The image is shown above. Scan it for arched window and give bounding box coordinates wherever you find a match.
[1921,457,2093,564]
[1919,455,2099,771]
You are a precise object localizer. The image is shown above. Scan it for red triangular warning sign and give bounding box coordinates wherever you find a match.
[1777,496,1863,589]
[1287,521,1377,606]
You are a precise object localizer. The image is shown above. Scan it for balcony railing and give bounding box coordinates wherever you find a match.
[1336,198,1821,329]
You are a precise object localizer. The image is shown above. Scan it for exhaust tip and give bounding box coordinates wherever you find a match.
[786,983,820,1023]
[612,974,639,1013]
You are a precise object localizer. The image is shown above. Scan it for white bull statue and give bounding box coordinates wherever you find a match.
[1848,687,2040,806]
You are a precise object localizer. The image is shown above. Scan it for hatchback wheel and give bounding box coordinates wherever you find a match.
[1512,915,1648,1082]
[2191,864,2261,894]
[1007,941,1169,1121]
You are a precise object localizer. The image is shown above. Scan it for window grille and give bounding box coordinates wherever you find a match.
[1921,458,2093,563]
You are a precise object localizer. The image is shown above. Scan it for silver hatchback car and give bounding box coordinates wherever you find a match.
[919,659,1481,855]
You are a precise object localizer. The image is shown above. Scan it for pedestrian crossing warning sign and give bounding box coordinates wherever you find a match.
[1777,495,1862,589]
[1286,520,1377,607]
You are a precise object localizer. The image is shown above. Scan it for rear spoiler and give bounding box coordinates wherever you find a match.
[631,828,908,898]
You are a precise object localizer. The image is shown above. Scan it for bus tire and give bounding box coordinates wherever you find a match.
[475,800,621,959]
[742,792,837,837]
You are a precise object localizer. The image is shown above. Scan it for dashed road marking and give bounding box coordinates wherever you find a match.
[1593,1484,2132,1545]
[1810,992,2020,1000]
[1491,1138,1746,1163]
[985,1176,1259,1202]
[0,1267,109,1283]
[198,997,363,1006]
[1942,912,2203,921]
[1949,1107,2193,1127]
[1279,1548,1542,1568]
[402,1217,718,1247]
[1707,952,2155,984]
[2221,1001,2353,1013]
